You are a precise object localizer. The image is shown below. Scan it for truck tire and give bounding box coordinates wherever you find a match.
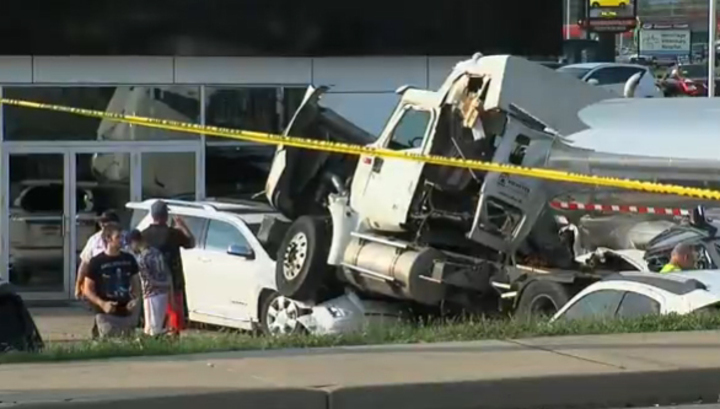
[276,216,332,303]
[516,280,572,318]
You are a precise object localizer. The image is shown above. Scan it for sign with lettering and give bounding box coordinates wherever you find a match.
[639,29,691,56]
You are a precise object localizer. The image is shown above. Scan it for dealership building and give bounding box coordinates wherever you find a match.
[0,1,561,300]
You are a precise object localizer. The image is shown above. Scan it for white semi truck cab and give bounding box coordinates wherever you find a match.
[259,54,659,314]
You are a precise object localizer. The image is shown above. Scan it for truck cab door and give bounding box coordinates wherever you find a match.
[468,120,553,253]
[351,103,436,232]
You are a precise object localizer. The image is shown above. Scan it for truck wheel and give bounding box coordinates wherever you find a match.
[516,281,571,318]
[276,216,332,303]
[260,292,306,336]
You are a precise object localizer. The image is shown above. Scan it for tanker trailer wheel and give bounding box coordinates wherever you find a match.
[515,280,572,318]
[276,216,333,303]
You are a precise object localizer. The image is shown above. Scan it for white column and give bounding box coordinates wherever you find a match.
[709,0,717,97]
[0,146,7,284]
[0,86,4,143]
[196,85,207,201]
[0,87,4,282]
[65,152,77,298]
[130,152,143,201]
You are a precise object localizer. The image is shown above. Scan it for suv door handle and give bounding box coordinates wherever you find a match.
[198,256,211,263]
[372,157,384,173]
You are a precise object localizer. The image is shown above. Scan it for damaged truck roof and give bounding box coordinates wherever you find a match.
[437,55,616,136]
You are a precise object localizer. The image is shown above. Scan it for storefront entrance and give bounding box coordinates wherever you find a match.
[0,140,201,300]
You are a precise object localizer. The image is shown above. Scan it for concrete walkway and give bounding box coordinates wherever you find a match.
[3,331,720,409]
[29,306,95,342]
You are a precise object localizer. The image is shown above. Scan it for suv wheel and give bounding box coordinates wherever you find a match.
[260,292,306,336]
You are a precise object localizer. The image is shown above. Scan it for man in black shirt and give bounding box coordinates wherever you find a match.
[142,200,195,334]
[83,222,141,337]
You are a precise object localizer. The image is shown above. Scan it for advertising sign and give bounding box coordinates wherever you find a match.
[585,0,637,33]
[639,25,690,59]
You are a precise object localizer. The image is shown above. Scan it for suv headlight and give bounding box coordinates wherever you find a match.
[326,306,348,318]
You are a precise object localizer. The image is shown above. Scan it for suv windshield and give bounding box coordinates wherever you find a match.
[557,67,591,79]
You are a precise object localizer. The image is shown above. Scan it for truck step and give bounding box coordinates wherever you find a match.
[350,232,410,249]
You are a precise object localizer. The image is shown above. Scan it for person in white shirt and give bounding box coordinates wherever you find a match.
[75,210,129,299]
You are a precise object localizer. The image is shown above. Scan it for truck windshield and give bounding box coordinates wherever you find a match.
[556,67,591,79]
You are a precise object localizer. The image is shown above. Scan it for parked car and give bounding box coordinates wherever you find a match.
[9,180,99,285]
[557,62,663,98]
[127,198,402,335]
[550,270,720,322]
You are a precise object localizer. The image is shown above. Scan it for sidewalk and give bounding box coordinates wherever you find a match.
[3,330,720,409]
[29,305,94,342]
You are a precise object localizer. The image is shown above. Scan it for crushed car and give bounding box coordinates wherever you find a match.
[257,53,720,318]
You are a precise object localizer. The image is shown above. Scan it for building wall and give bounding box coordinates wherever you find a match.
[0,56,465,135]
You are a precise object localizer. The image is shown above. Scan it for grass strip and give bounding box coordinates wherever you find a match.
[3,312,720,364]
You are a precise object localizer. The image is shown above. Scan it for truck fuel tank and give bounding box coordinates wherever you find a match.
[341,237,446,305]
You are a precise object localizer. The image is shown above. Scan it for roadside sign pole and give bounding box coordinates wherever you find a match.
[709,0,716,97]
[566,0,572,40]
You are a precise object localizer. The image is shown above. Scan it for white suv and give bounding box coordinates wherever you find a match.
[127,198,401,335]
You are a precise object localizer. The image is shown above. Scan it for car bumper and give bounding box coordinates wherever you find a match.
[295,291,404,335]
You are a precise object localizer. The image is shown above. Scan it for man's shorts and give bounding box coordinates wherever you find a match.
[143,293,169,336]
[95,306,140,338]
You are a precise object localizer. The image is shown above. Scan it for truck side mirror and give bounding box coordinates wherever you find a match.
[689,205,716,235]
[587,78,599,86]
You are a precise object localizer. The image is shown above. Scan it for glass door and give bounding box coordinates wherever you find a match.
[71,151,132,284]
[5,152,70,297]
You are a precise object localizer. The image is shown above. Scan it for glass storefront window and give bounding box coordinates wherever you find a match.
[3,86,201,141]
[8,154,66,292]
[202,86,305,200]
[205,145,275,200]
[204,86,305,143]
[141,152,196,200]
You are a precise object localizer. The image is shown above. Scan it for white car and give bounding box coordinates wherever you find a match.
[10,180,100,285]
[551,270,720,322]
[557,63,663,98]
[127,198,402,335]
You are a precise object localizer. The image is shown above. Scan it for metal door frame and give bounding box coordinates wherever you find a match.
[0,140,202,300]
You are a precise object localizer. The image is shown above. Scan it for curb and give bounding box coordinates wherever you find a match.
[12,367,720,409]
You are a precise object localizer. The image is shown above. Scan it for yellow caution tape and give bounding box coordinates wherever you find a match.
[2,97,720,201]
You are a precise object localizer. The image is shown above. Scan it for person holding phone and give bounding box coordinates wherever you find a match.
[83,222,142,337]
[141,200,195,335]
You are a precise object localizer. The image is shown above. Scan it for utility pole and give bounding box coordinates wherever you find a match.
[709,0,716,97]
[566,0,573,39]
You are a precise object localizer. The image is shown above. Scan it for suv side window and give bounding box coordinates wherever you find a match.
[171,215,207,241]
[616,292,660,318]
[560,289,625,321]
[587,67,645,85]
[204,220,249,253]
[387,107,431,150]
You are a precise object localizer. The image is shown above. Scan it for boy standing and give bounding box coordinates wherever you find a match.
[128,229,173,336]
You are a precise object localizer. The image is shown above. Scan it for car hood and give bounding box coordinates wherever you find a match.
[264,86,375,219]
